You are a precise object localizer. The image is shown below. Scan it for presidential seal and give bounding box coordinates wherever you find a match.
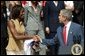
[71,44,83,55]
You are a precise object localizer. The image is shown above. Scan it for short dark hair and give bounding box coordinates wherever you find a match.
[11,5,24,19]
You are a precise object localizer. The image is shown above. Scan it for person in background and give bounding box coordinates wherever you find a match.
[73,1,84,26]
[24,1,47,55]
[7,1,21,19]
[43,1,65,55]
[21,1,27,7]
[1,1,8,55]
[64,1,74,11]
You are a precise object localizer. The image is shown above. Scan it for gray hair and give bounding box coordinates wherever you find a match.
[60,9,72,21]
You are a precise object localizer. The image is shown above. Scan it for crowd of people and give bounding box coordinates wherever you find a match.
[1,1,84,55]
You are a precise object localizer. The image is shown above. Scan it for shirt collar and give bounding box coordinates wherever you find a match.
[65,21,72,28]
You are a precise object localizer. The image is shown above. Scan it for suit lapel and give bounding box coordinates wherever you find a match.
[61,27,65,45]
[52,1,59,11]
[67,22,73,45]
[59,26,65,46]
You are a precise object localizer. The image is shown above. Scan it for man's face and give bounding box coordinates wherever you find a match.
[58,11,66,23]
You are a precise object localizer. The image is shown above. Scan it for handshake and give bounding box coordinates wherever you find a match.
[31,35,42,52]
[33,35,42,42]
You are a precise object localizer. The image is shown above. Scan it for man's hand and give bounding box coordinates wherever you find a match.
[45,27,50,34]
[35,35,43,43]
[33,35,41,42]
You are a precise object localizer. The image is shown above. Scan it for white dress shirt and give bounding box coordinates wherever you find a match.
[53,1,58,7]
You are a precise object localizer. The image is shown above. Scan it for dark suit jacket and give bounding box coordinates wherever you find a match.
[43,1,65,39]
[73,1,84,26]
[42,22,84,55]
[1,5,8,55]
[44,1,65,32]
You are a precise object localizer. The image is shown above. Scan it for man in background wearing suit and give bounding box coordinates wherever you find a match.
[1,1,8,55]
[73,1,84,26]
[37,9,84,55]
[43,1,65,55]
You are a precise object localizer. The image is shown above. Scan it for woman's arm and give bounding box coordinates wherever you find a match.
[7,20,34,40]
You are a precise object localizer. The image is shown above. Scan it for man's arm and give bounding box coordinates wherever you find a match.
[39,34,58,45]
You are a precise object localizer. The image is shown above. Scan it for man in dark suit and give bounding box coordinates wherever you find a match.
[1,1,8,55]
[73,1,84,26]
[43,1,65,55]
[37,9,84,55]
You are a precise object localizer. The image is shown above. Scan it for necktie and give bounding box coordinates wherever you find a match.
[63,26,67,45]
